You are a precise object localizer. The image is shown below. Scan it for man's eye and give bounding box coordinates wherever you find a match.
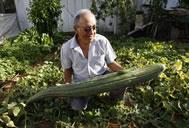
[84,25,96,32]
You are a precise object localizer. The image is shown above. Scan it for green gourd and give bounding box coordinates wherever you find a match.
[27,64,165,104]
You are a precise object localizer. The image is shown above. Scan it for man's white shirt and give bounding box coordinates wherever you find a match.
[61,34,116,82]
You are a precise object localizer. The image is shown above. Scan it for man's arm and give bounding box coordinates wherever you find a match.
[107,61,123,72]
[64,68,73,84]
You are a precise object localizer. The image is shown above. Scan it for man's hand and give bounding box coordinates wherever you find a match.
[107,61,123,72]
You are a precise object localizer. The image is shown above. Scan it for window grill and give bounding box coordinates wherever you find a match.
[0,0,16,13]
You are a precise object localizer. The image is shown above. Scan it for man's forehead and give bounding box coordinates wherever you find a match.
[79,14,96,25]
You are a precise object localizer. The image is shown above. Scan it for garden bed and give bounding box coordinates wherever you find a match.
[0,30,188,127]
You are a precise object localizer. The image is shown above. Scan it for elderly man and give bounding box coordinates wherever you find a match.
[61,9,125,111]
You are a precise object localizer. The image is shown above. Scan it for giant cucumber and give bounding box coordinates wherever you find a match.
[27,64,165,104]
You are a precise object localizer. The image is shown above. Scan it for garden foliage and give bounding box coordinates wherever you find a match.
[0,31,188,127]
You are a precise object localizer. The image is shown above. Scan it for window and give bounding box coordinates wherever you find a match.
[0,0,16,13]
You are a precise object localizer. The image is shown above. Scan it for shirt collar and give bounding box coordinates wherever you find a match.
[70,35,79,49]
[70,35,84,56]
[70,34,97,51]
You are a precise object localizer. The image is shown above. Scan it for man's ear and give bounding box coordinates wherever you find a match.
[74,26,76,31]
[74,27,79,33]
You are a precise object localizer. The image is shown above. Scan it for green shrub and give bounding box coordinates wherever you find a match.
[0,28,53,64]
[28,0,63,37]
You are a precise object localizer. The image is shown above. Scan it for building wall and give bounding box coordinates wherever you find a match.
[59,0,153,33]
[14,0,31,31]
[14,0,161,33]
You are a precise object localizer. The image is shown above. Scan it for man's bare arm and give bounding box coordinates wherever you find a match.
[64,68,73,84]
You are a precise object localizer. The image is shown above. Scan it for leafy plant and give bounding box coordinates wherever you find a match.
[0,28,53,64]
[1,32,189,127]
[180,0,189,8]
[28,0,63,37]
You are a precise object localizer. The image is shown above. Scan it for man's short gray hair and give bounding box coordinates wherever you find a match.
[74,9,96,29]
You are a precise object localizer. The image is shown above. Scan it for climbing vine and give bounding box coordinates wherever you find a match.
[91,0,136,35]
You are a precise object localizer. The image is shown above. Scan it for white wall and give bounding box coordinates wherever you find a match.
[14,0,32,31]
[0,14,20,43]
[165,0,179,10]
[59,0,91,32]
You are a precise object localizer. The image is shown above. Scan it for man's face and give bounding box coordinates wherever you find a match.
[76,14,96,44]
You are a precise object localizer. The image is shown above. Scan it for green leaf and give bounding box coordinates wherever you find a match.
[20,102,26,107]
[182,56,189,63]
[159,72,170,80]
[8,102,17,109]
[12,106,21,117]
[6,121,16,128]
[1,113,11,123]
[173,60,182,71]
[177,100,182,111]
[185,52,189,57]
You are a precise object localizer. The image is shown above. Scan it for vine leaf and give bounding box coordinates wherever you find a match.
[173,60,182,71]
